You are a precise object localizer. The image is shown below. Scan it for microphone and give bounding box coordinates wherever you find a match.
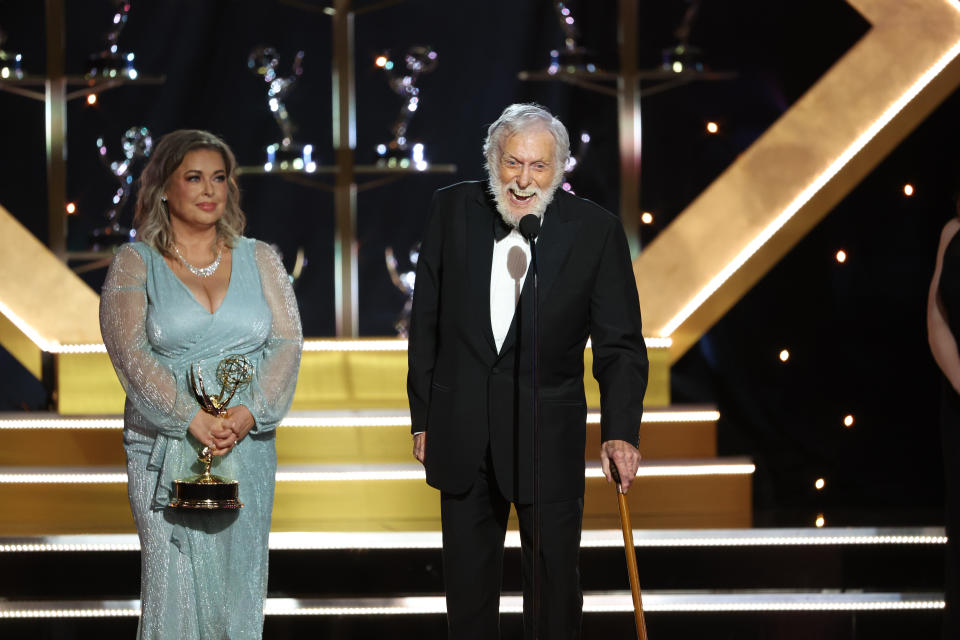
[519,214,540,241]
[519,210,542,637]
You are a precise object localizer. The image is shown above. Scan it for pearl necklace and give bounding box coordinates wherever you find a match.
[174,244,223,278]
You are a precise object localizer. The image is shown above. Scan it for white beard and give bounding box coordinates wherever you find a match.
[487,170,559,229]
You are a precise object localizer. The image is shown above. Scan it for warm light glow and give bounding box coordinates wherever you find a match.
[641,212,654,225]
[375,56,388,68]
[779,349,790,362]
[903,183,915,196]
[1,527,945,554]
[816,514,826,528]
[86,94,97,105]
[0,593,942,618]
[65,202,77,215]
[0,409,720,430]
[0,460,753,484]
[835,249,846,263]
[815,478,826,490]
[658,36,960,338]
[844,414,855,427]
[706,121,719,134]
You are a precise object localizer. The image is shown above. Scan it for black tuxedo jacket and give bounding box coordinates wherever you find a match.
[407,181,648,504]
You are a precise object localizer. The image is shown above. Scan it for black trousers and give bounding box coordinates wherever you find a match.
[440,450,584,639]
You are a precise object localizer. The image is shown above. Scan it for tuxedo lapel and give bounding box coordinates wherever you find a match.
[466,189,498,354]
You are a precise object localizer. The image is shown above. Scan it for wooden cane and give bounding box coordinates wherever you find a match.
[610,464,648,640]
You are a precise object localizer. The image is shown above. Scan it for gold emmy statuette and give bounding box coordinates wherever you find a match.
[169,355,254,510]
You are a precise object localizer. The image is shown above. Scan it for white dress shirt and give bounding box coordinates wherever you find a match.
[490,227,533,352]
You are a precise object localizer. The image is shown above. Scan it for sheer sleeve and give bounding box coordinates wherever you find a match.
[240,241,303,433]
[99,244,199,437]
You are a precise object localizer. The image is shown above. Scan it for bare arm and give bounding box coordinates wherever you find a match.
[928,218,960,393]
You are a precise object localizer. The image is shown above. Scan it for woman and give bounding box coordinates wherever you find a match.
[928,207,960,640]
[100,129,302,639]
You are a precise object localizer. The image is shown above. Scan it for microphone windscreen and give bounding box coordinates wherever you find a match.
[519,214,541,240]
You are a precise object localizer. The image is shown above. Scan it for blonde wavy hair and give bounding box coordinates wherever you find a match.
[134,129,245,256]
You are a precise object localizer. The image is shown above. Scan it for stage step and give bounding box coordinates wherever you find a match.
[0,528,943,599]
[0,459,753,535]
[0,591,943,639]
[0,406,719,466]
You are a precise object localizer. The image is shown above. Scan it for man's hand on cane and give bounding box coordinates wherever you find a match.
[601,439,642,493]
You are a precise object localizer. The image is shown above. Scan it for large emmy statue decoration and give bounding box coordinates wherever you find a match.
[87,0,139,80]
[0,26,24,80]
[661,0,704,73]
[91,126,152,249]
[168,355,255,510]
[374,46,438,169]
[248,46,314,171]
[548,2,598,75]
[385,243,419,337]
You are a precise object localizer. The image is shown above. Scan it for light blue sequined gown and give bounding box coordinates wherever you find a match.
[100,237,302,640]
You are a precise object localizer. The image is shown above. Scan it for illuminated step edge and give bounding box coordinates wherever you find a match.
[0,407,720,429]
[0,526,945,553]
[0,592,944,618]
[32,337,674,355]
[0,459,755,484]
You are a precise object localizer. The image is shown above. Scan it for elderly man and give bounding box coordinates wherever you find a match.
[407,103,648,639]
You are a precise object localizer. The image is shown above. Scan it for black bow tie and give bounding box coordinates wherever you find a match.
[493,216,514,241]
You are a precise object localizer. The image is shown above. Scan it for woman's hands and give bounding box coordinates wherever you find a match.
[187,410,233,456]
[186,406,256,457]
[222,405,256,446]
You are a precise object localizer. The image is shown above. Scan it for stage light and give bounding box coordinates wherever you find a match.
[641,212,654,225]
[375,56,388,68]
[844,414,855,427]
[836,249,847,263]
[672,61,684,73]
[816,514,826,528]
[86,94,97,105]
[815,478,826,490]
[65,202,77,215]
[903,183,915,196]
[779,349,790,362]
[706,121,719,134]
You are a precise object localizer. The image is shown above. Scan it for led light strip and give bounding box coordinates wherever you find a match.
[0,527,944,553]
[660,31,960,337]
[0,409,720,430]
[2,336,673,355]
[0,592,943,618]
[0,460,754,484]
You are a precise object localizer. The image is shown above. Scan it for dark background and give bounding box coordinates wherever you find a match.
[0,0,957,527]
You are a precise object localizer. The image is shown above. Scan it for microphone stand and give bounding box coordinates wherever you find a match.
[519,214,541,639]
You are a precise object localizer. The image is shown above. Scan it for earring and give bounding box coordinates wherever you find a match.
[161,195,167,203]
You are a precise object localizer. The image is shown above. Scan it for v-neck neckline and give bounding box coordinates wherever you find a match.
[156,243,235,316]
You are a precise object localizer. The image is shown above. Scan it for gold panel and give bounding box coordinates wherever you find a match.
[56,345,671,414]
[0,471,749,535]
[269,474,751,532]
[634,0,960,362]
[56,352,126,414]
[0,429,124,466]
[0,311,41,378]
[0,204,102,349]
[0,483,134,535]
[0,418,714,467]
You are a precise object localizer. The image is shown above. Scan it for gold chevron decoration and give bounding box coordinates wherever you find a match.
[635,0,960,363]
